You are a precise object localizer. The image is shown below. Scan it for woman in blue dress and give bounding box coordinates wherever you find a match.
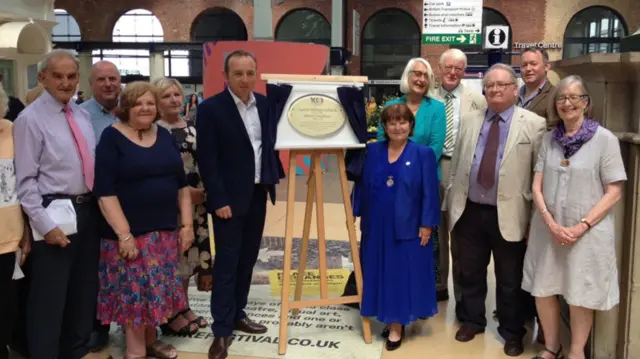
[377,58,447,301]
[354,103,441,351]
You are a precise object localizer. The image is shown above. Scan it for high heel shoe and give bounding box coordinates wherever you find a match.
[385,325,404,351]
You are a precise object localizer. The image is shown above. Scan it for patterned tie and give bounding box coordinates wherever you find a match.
[477,115,501,189]
[444,92,455,151]
[64,105,95,191]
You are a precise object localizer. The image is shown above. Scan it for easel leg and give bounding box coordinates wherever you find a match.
[278,151,299,355]
[335,150,372,343]
[312,152,329,298]
[292,159,316,317]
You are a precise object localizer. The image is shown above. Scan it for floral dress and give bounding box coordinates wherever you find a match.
[161,120,212,281]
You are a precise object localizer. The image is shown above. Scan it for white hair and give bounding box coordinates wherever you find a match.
[0,86,8,119]
[439,48,468,68]
[37,49,79,74]
[399,57,436,97]
[482,63,517,87]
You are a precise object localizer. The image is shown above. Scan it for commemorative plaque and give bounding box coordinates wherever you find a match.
[287,94,347,137]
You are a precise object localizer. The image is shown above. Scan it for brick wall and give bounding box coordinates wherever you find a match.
[53,0,637,76]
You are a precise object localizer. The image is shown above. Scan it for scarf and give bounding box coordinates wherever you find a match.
[552,118,599,159]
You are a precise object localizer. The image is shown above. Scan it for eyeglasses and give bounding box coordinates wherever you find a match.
[483,82,515,91]
[555,94,588,104]
[410,70,428,79]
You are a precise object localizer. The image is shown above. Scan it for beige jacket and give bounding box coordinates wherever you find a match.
[443,107,546,242]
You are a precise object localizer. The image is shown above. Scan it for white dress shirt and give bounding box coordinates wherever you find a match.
[440,85,462,157]
[228,88,262,183]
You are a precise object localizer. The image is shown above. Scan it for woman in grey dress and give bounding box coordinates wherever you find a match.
[522,75,626,359]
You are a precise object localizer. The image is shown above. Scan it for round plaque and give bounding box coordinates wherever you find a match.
[287,94,346,137]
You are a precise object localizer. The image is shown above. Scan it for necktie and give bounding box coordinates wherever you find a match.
[64,105,95,191]
[477,115,501,189]
[444,92,455,150]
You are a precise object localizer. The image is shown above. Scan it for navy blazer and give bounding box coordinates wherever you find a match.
[195,89,283,217]
[352,140,440,240]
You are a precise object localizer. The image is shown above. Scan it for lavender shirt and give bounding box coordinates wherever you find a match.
[13,90,96,237]
[467,106,514,206]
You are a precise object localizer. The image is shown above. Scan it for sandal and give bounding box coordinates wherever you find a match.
[160,311,198,335]
[197,273,213,292]
[183,307,208,328]
[146,340,178,359]
[533,345,564,359]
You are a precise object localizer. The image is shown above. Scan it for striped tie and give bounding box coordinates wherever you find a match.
[444,92,455,151]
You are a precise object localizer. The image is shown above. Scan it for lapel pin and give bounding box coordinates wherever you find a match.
[406,161,411,166]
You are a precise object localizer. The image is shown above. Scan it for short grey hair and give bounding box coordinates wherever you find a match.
[399,57,436,97]
[547,75,593,127]
[482,63,517,87]
[37,49,79,74]
[439,48,468,68]
[0,86,8,119]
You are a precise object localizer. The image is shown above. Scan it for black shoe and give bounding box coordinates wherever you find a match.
[385,325,404,351]
[436,289,449,302]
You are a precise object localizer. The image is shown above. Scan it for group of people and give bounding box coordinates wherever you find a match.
[352,46,625,359]
[0,44,626,359]
[0,48,281,359]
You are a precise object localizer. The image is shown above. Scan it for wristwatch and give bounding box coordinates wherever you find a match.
[580,218,592,229]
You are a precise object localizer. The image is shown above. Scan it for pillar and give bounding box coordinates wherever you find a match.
[77,51,93,98]
[253,0,273,41]
[12,59,28,102]
[149,51,165,82]
[330,0,344,76]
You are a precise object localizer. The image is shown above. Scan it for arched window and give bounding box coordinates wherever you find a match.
[275,9,331,46]
[190,7,248,79]
[361,8,420,80]
[563,6,627,59]
[454,8,512,66]
[92,9,164,77]
[52,9,81,42]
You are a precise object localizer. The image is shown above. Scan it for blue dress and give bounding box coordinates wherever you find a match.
[357,142,439,325]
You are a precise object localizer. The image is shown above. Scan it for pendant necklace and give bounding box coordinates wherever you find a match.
[386,176,394,187]
[126,123,151,140]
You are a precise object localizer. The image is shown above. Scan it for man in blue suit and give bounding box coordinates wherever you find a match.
[196,50,283,359]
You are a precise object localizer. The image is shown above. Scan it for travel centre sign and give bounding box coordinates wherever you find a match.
[422,0,483,45]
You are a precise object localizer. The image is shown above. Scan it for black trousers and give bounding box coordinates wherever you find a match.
[210,185,267,337]
[453,200,526,341]
[27,195,100,359]
[0,252,17,359]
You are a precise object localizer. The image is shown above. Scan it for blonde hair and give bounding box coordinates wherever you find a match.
[116,81,161,123]
[399,57,436,98]
[151,77,185,99]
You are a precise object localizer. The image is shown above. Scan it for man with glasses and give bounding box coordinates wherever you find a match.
[443,63,546,356]
[434,49,485,315]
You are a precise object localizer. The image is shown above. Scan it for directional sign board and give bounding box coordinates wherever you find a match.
[423,0,483,45]
[483,25,509,49]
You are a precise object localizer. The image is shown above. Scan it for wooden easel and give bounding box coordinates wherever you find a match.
[278,148,371,354]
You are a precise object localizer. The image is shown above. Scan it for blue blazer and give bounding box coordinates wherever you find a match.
[377,96,446,179]
[195,90,284,217]
[352,141,441,241]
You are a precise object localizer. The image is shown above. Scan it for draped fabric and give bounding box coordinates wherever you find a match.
[337,86,368,181]
[265,83,293,182]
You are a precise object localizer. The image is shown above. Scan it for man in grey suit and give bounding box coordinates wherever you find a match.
[434,49,486,315]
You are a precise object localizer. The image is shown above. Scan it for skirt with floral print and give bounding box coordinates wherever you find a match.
[97,230,188,328]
